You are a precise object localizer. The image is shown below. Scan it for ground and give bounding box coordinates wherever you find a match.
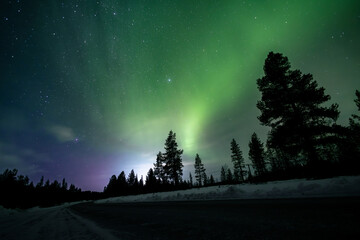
[0,197,359,240]
[1,177,360,239]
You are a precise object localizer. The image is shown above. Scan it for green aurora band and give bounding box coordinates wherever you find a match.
[5,0,358,188]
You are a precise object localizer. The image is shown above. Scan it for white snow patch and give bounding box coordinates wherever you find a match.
[96,175,360,204]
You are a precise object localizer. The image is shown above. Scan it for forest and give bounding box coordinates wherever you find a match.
[1,52,359,209]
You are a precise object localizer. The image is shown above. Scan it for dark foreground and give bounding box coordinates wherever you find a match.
[71,197,360,240]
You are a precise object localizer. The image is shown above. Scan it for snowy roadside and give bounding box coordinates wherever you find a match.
[96,175,360,204]
[0,200,119,240]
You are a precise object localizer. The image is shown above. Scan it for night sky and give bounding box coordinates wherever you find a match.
[1,1,359,191]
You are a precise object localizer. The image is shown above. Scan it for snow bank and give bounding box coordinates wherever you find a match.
[95,175,360,204]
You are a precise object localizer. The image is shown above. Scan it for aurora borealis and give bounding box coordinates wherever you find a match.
[1,1,359,191]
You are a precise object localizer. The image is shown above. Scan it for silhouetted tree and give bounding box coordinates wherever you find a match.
[154,151,165,183]
[104,175,117,195]
[349,90,360,144]
[145,168,157,191]
[189,172,193,187]
[248,133,267,176]
[203,172,208,186]
[36,176,44,189]
[220,166,226,183]
[163,130,184,186]
[257,52,339,169]
[210,175,215,185]
[128,169,136,186]
[194,153,206,186]
[61,178,68,191]
[139,176,144,188]
[338,90,360,172]
[230,139,245,182]
[69,184,76,192]
[226,169,233,183]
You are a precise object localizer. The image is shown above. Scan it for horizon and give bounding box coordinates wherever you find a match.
[1,0,359,191]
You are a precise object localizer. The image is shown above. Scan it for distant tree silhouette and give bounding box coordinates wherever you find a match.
[117,171,127,194]
[230,139,245,182]
[337,90,360,172]
[61,178,68,191]
[210,175,215,185]
[257,52,339,169]
[194,153,206,186]
[139,176,144,188]
[248,133,267,176]
[0,169,93,209]
[189,172,193,187]
[45,179,50,189]
[104,175,117,195]
[128,169,136,186]
[145,168,157,191]
[349,90,360,143]
[36,176,44,189]
[69,184,77,192]
[220,166,226,183]
[154,151,165,183]
[163,130,184,186]
[226,169,233,183]
[203,172,208,186]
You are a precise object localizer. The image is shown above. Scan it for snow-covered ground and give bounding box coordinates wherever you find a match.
[96,175,360,204]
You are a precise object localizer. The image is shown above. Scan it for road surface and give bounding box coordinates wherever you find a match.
[71,197,360,240]
[1,197,359,239]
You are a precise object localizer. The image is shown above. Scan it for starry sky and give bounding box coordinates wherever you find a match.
[1,0,359,191]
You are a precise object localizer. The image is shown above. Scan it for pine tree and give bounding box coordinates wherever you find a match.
[349,90,360,135]
[154,151,165,183]
[341,90,360,171]
[210,175,215,185]
[230,139,245,182]
[117,171,127,194]
[248,133,267,176]
[257,52,339,168]
[189,172,193,187]
[105,175,117,195]
[145,168,156,189]
[194,153,206,186]
[203,172,208,186]
[163,130,184,186]
[220,166,226,183]
[139,176,144,188]
[36,176,44,189]
[61,178,68,191]
[226,169,233,183]
[128,169,136,186]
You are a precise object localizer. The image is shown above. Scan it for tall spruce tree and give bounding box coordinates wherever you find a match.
[220,166,226,183]
[194,153,206,186]
[343,90,360,170]
[127,169,136,186]
[210,175,215,185]
[230,139,245,182]
[154,151,165,183]
[163,130,184,186]
[189,172,193,187]
[257,52,339,168]
[248,133,267,176]
[145,168,157,189]
[226,169,233,183]
[349,90,360,133]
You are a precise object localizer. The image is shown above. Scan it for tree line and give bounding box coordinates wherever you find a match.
[0,169,101,209]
